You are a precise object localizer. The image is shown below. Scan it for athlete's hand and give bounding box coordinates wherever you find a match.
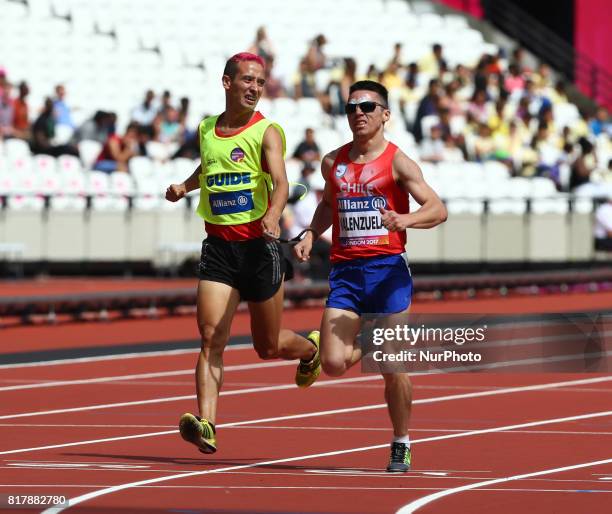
[379,207,408,232]
[261,211,281,241]
[165,183,186,202]
[293,233,313,262]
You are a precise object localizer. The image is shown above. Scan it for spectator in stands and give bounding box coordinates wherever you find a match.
[533,63,552,90]
[504,63,525,93]
[263,57,286,99]
[419,43,446,77]
[594,198,612,251]
[589,107,610,137]
[381,62,403,92]
[485,53,503,77]
[467,89,491,125]
[159,90,172,117]
[131,90,157,127]
[159,106,183,144]
[0,68,8,95]
[12,81,30,140]
[473,123,496,161]
[549,80,569,104]
[442,133,465,162]
[53,84,75,128]
[436,107,453,139]
[304,34,327,73]
[510,46,531,74]
[440,80,464,117]
[473,56,490,92]
[420,124,445,163]
[30,97,79,157]
[413,79,441,142]
[178,96,190,126]
[93,122,139,173]
[328,57,358,114]
[366,64,380,82]
[0,86,14,140]
[405,62,419,86]
[72,110,112,144]
[569,137,596,190]
[248,26,275,62]
[293,127,320,165]
[293,58,317,99]
[389,43,404,67]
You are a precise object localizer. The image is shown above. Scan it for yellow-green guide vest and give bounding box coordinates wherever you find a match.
[196,113,286,225]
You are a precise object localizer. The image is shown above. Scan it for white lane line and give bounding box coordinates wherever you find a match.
[6,484,612,493]
[42,409,612,514]
[396,458,612,513]
[3,375,612,455]
[0,360,297,392]
[0,343,251,370]
[0,375,382,421]
[3,372,611,422]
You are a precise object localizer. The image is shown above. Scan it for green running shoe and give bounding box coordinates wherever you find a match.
[295,330,321,388]
[386,441,411,472]
[179,413,217,454]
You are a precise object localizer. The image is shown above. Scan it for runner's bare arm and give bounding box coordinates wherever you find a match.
[261,125,289,239]
[293,150,337,261]
[308,150,337,236]
[383,150,447,230]
[165,164,201,201]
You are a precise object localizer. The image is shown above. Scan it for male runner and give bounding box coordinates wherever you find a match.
[294,80,447,472]
[166,53,320,454]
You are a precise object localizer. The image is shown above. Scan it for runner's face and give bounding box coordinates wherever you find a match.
[346,90,389,138]
[226,60,266,111]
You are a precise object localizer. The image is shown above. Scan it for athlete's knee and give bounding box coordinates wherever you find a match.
[254,343,279,360]
[198,323,228,351]
[322,356,347,377]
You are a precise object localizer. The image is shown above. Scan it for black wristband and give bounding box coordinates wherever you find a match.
[304,228,320,240]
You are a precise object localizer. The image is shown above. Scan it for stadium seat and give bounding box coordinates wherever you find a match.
[4,139,31,160]
[33,154,58,174]
[87,171,111,196]
[78,140,103,170]
[109,171,135,197]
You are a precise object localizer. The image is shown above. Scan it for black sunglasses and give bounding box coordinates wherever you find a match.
[345,101,388,114]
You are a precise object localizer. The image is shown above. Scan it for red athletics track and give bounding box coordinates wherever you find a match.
[0,292,611,513]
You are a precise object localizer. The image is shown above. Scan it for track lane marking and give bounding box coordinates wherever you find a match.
[0,360,297,392]
[2,376,612,454]
[41,409,612,513]
[396,458,612,513]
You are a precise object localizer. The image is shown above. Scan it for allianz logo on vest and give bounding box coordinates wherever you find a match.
[207,172,251,187]
[210,190,254,215]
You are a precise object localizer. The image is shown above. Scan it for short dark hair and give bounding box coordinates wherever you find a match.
[223,52,265,79]
[348,80,389,107]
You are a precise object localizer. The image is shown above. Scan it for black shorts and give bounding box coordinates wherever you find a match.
[198,236,291,302]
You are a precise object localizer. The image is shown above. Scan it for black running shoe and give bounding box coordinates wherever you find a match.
[386,441,411,472]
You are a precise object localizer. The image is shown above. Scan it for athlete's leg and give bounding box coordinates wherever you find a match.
[320,307,362,377]
[196,280,240,424]
[248,281,316,361]
[383,373,412,437]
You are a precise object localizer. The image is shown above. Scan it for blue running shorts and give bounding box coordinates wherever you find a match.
[326,252,412,315]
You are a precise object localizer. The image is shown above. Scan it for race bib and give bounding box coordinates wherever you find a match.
[337,195,389,247]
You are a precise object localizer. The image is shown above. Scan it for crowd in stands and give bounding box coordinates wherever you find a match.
[1,28,610,195]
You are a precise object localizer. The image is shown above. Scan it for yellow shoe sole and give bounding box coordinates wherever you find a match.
[179,413,217,454]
